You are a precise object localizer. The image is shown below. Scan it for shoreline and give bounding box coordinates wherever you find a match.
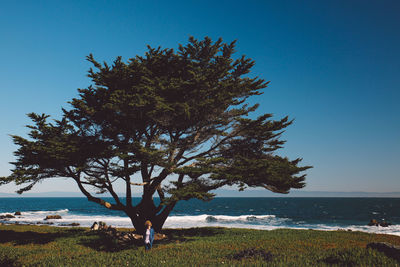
[1,220,400,238]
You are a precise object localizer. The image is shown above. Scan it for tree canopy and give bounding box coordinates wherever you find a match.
[0,37,311,232]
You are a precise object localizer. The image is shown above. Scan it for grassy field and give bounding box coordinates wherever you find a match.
[0,224,399,266]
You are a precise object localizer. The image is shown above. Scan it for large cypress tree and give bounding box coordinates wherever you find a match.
[1,37,311,233]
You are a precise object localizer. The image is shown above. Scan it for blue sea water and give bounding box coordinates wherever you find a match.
[0,197,399,236]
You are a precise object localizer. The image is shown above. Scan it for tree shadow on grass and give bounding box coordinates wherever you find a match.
[162,227,225,237]
[79,231,141,252]
[0,258,18,267]
[163,226,224,236]
[79,227,225,253]
[0,256,18,267]
[0,228,85,246]
[157,227,225,245]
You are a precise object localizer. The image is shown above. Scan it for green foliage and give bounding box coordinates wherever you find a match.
[0,225,399,266]
[1,37,311,230]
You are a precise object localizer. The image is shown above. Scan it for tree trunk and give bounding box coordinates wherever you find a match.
[127,198,176,234]
[154,201,176,232]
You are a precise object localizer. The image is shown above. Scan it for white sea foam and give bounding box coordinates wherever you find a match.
[0,209,68,216]
[2,211,400,236]
[2,210,134,228]
[163,214,284,229]
[164,215,400,236]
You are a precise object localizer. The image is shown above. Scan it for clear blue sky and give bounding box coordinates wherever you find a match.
[0,0,399,194]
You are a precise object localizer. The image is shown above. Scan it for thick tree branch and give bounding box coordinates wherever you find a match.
[157,185,165,201]
[149,168,171,195]
[131,182,148,186]
[75,177,124,210]
[156,201,177,224]
[68,167,124,211]
[124,159,132,207]
[103,163,123,207]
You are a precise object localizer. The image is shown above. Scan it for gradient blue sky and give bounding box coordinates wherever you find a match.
[0,0,399,194]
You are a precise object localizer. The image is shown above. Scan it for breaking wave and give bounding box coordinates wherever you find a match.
[2,211,400,236]
[164,215,400,236]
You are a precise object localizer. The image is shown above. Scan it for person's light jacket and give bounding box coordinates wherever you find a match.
[144,228,155,247]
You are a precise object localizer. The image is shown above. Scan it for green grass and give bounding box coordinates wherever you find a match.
[0,224,399,266]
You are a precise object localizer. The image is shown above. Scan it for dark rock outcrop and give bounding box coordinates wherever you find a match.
[0,214,15,219]
[368,219,379,226]
[14,211,21,216]
[44,215,62,220]
[98,221,107,230]
[367,242,400,262]
[379,221,392,227]
[37,221,54,225]
[91,222,99,231]
[91,221,113,231]
[368,219,392,227]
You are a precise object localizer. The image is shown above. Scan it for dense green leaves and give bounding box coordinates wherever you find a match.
[0,37,311,230]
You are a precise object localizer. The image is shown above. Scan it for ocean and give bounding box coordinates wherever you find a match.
[1,197,399,236]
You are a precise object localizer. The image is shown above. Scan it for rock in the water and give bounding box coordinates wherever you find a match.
[37,221,54,225]
[367,242,400,261]
[379,221,392,227]
[368,219,379,226]
[14,211,21,216]
[0,214,15,219]
[368,219,392,227]
[44,215,62,220]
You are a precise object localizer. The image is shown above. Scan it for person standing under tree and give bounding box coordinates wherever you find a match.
[144,220,155,250]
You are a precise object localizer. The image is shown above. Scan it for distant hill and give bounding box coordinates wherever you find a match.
[1,190,399,198]
[0,191,86,197]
